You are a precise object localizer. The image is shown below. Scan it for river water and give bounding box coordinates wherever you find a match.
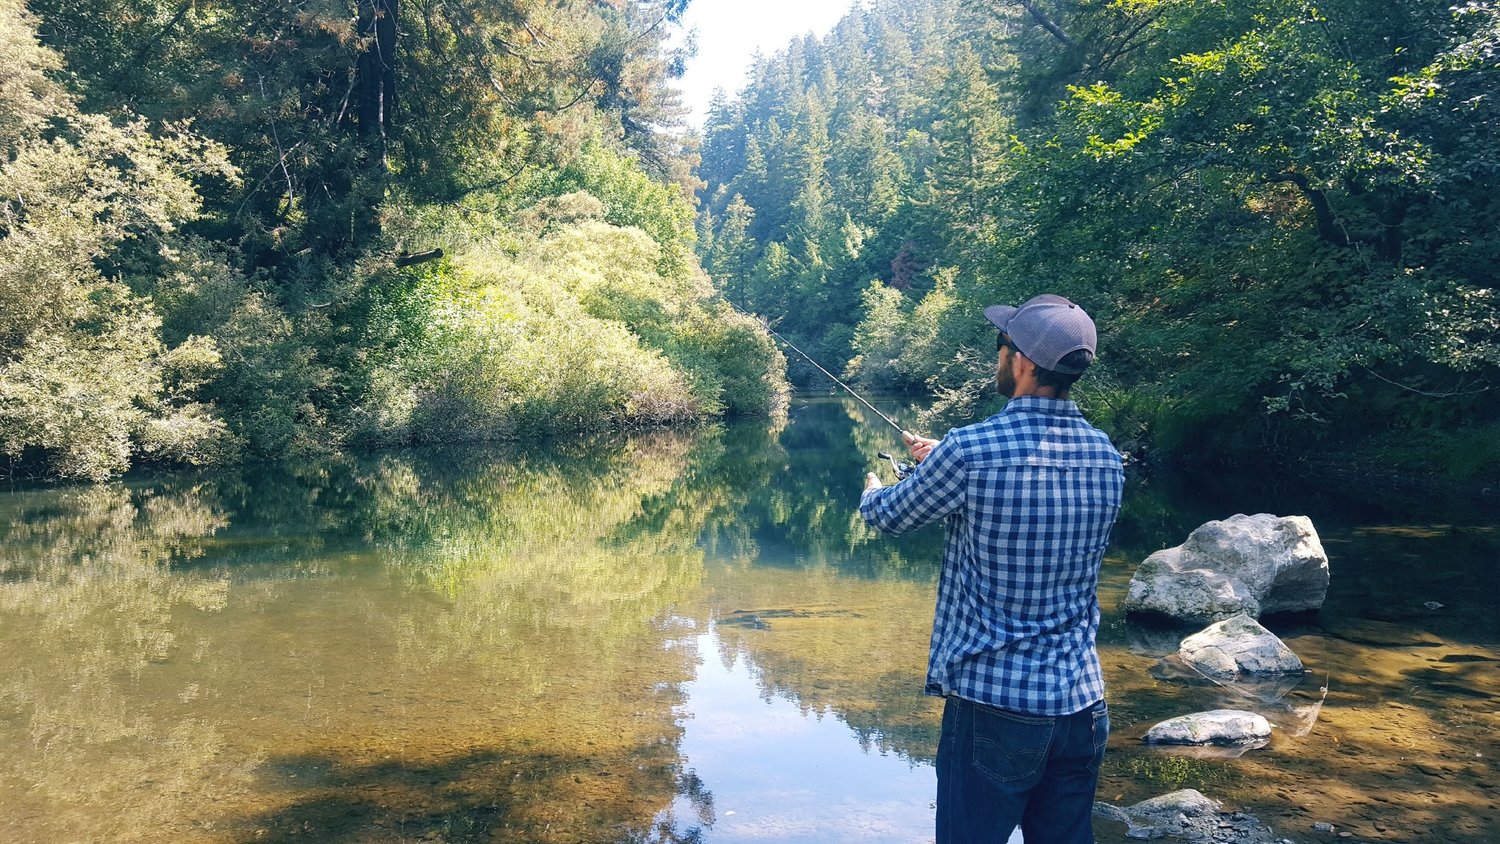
[0,398,1495,843]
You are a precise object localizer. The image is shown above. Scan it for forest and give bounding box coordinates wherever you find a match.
[698,0,1499,476]
[0,0,786,482]
[2,0,1498,482]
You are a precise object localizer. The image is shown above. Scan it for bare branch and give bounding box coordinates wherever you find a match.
[131,0,195,65]
[395,248,444,266]
[1359,365,1496,398]
[257,74,298,215]
[1091,8,1164,74]
[1015,0,1076,49]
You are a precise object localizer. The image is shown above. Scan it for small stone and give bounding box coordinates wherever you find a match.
[1424,601,1444,610]
[1339,833,1353,839]
[1313,821,1336,833]
[1126,825,1164,840]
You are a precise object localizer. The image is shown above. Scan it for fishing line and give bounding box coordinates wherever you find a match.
[729,303,917,479]
[763,327,907,435]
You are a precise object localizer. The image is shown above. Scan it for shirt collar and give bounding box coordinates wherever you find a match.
[1000,395,1082,417]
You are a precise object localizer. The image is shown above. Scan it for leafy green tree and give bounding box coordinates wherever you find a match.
[702,0,1498,474]
[3,0,787,481]
[0,0,235,480]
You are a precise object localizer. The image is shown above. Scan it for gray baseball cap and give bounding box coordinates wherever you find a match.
[983,294,1097,374]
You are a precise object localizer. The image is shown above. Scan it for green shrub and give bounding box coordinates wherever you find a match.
[353,207,785,445]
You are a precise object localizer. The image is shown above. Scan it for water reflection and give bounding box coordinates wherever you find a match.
[664,627,935,842]
[0,398,1496,843]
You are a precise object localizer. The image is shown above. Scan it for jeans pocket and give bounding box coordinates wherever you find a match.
[1089,703,1110,772]
[970,704,1054,785]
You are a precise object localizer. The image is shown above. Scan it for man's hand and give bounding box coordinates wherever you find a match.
[865,472,883,492]
[902,430,940,463]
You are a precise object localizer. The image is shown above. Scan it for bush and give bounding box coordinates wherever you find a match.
[353,207,786,445]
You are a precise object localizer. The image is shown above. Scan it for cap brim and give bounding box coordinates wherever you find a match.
[983,304,1017,330]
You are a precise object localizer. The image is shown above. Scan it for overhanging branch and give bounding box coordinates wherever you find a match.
[1015,0,1076,49]
[1267,171,1348,247]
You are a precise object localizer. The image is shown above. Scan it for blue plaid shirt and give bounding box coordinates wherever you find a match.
[860,396,1124,716]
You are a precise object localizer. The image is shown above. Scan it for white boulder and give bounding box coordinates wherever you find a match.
[1143,710,1273,747]
[1120,513,1330,624]
[1178,614,1304,679]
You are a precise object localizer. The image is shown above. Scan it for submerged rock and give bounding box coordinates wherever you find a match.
[1121,514,1330,625]
[1130,789,1224,819]
[1095,789,1290,844]
[1321,617,1443,647]
[1148,656,1304,703]
[1143,710,1273,747]
[1178,615,1304,679]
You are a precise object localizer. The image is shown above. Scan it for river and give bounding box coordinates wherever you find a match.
[0,397,1495,843]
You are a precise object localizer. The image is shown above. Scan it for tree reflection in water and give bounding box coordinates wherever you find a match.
[0,405,941,844]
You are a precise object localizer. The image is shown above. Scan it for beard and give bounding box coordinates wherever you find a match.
[996,357,1017,398]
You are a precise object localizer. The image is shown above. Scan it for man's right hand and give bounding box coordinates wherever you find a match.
[902,430,940,463]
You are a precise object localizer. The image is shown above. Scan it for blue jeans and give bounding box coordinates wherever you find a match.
[936,696,1108,844]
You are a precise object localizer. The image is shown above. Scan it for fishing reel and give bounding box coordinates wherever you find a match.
[877,452,915,481]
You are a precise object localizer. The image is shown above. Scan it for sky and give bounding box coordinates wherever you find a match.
[670,0,861,130]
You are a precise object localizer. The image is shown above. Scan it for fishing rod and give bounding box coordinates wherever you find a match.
[765,328,906,434]
[759,323,916,481]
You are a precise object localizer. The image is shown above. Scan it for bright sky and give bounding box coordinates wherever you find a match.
[671,0,861,130]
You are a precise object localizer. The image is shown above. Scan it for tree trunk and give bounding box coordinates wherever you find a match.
[356,0,398,163]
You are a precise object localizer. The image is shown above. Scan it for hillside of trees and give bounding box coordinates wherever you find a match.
[0,0,787,482]
[697,0,1499,477]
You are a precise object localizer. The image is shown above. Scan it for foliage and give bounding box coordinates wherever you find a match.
[4,0,785,481]
[353,204,786,446]
[698,0,1500,473]
[527,138,700,276]
[0,0,236,480]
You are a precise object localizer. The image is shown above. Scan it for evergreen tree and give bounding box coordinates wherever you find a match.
[696,0,1500,474]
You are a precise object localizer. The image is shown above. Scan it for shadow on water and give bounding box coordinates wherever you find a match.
[243,745,710,844]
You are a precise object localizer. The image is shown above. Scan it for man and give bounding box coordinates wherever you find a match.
[859,294,1124,844]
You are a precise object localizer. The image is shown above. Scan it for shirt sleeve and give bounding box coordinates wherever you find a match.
[859,435,966,536]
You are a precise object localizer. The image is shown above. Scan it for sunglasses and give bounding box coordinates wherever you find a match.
[996,332,1018,352]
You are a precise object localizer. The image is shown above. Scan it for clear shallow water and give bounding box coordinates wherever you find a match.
[0,398,1495,843]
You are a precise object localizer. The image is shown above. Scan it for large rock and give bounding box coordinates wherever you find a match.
[1120,513,1330,624]
[1178,614,1304,679]
[1142,710,1273,747]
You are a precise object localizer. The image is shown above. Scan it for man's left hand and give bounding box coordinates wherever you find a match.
[902,430,940,463]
